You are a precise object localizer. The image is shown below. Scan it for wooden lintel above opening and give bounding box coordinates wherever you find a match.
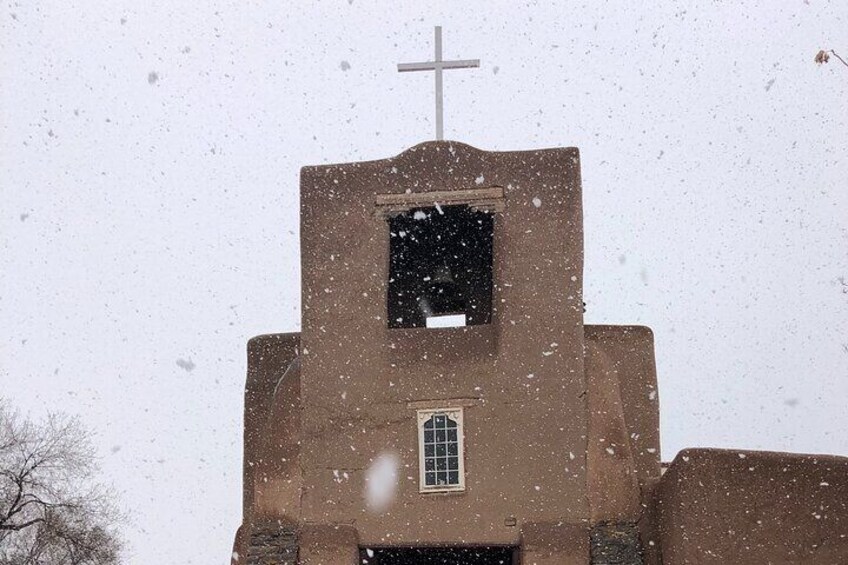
[375,187,505,218]
[407,398,484,411]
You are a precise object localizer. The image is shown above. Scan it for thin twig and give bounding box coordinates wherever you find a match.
[830,49,848,68]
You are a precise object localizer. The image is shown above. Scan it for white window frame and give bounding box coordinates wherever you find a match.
[416,408,465,493]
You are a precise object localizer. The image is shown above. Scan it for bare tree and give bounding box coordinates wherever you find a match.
[0,402,123,565]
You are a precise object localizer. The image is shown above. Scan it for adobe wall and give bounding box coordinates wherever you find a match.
[585,324,660,524]
[298,141,587,547]
[252,356,302,523]
[242,333,300,524]
[235,333,301,565]
[584,325,660,565]
[655,448,848,564]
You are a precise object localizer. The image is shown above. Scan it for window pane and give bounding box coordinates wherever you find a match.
[419,410,463,490]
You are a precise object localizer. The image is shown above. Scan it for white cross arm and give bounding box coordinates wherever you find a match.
[396,26,480,140]
[397,59,480,72]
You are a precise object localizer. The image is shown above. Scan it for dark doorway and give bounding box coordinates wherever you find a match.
[360,546,516,565]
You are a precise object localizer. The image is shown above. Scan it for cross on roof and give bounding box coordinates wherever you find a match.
[398,26,480,141]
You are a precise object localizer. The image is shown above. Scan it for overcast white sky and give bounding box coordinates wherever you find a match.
[2,1,847,563]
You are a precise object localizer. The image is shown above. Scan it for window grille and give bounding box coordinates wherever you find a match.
[417,409,465,492]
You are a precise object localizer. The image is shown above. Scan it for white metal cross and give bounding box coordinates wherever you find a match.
[398,26,480,141]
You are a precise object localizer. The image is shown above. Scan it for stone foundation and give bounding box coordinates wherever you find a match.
[590,522,644,565]
[246,525,297,565]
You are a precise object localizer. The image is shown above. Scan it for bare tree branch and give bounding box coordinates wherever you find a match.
[0,517,44,532]
[831,50,848,68]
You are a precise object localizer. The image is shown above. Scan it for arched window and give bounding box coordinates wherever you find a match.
[417,409,465,492]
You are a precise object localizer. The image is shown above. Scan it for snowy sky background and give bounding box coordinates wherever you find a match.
[2,1,847,563]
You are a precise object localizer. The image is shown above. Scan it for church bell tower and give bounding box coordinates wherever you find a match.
[297,139,589,562]
[234,25,661,565]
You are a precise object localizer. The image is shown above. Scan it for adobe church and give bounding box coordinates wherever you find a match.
[232,29,848,565]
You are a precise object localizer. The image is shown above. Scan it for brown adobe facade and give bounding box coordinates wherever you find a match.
[231,141,848,565]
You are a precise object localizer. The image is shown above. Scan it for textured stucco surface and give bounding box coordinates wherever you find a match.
[655,448,848,564]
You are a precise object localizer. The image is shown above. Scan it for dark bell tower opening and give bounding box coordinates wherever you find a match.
[360,546,516,565]
[387,204,494,329]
